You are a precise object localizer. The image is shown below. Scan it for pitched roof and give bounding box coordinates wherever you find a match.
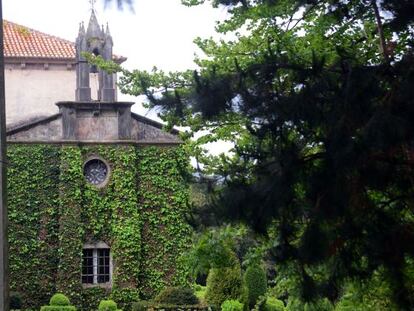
[3,20,75,59]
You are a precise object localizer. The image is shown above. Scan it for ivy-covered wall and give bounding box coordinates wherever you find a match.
[7,144,191,310]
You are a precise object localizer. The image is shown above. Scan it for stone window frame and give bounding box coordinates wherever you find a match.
[81,241,113,288]
[83,156,111,188]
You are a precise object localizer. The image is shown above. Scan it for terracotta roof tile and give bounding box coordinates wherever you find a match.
[3,20,75,59]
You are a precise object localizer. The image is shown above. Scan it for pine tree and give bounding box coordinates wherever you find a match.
[106,0,414,308]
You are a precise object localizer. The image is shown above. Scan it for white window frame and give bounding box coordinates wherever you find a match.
[82,241,112,288]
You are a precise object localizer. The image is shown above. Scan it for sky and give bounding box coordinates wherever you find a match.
[2,0,227,111]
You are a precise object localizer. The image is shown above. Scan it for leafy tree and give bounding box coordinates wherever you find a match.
[91,0,414,308]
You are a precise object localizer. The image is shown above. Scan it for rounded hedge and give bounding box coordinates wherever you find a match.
[243,264,267,308]
[221,299,244,311]
[98,300,118,311]
[205,266,243,307]
[50,293,70,306]
[154,287,199,305]
[264,297,285,311]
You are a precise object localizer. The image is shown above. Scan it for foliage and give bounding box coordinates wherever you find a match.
[194,284,207,302]
[286,298,333,311]
[131,301,150,311]
[98,300,119,311]
[334,270,399,311]
[80,288,106,311]
[137,146,192,298]
[50,294,71,306]
[40,307,77,311]
[41,293,76,311]
[243,264,267,308]
[7,145,191,310]
[131,301,209,311]
[263,297,285,311]
[8,145,61,308]
[221,299,244,311]
[10,291,23,310]
[99,0,414,308]
[205,265,243,307]
[154,287,199,305]
[183,225,258,280]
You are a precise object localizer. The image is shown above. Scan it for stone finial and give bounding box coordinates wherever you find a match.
[86,9,103,40]
[78,22,85,36]
[75,9,115,102]
[105,23,111,36]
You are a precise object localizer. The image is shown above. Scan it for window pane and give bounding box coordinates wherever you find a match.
[82,249,94,284]
[97,248,110,284]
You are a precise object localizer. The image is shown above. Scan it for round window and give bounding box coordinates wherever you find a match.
[84,158,108,186]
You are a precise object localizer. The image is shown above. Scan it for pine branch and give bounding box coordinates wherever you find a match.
[371,0,390,64]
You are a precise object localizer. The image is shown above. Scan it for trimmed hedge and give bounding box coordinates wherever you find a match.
[264,297,285,311]
[221,299,244,311]
[205,266,243,307]
[40,293,76,311]
[99,299,119,311]
[50,293,71,306]
[40,307,76,311]
[243,265,267,308]
[154,287,199,305]
[131,301,209,311]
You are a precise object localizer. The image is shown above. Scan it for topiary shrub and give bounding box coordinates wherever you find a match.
[131,300,150,311]
[205,265,243,307]
[40,293,76,311]
[98,299,119,311]
[154,287,199,305]
[243,264,267,308]
[50,293,70,306]
[9,291,22,310]
[286,297,333,311]
[264,297,285,311]
[40,306,77,311]
[221,299,244,311]
[194,284,207,302]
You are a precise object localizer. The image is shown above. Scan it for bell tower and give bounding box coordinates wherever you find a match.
[75,9,115,102]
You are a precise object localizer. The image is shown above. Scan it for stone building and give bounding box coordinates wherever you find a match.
[6,11,191,310]
[4,17,125,125]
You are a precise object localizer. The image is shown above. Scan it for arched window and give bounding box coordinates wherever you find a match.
[82,241,111,286]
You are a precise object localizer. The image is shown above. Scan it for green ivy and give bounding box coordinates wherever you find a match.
[7,144,191,310]
[136,146,192,299]
[8,145,60,308]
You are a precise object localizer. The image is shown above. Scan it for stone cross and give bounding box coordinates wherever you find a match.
[89,0,96,10]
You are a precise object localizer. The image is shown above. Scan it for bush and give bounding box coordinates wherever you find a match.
[286,298,333,311]
[40,293,76,311]
[50,293,71,306]
[10,291,22,310]
[194,284,207,302]
[40,307,76,311]
[264,297,285,311]
[131,300,150,311]
[243,264,267,308]
[99,300,118,311]
[206,265,243,307]
[221,299,244,311]
[154,287,199,305]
